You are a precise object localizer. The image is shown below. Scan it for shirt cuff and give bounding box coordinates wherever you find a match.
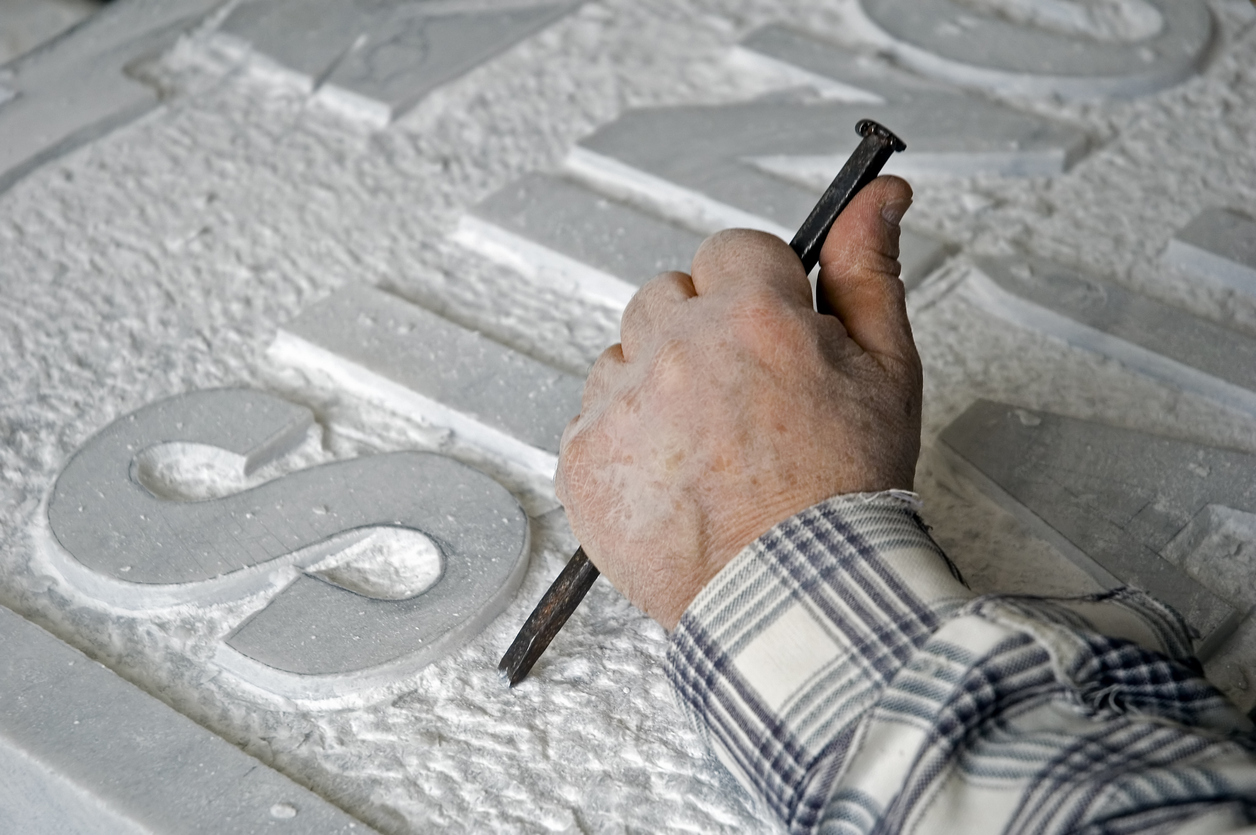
[664,491,973,827]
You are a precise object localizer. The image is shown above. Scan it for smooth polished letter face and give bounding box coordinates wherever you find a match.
[1165,209,1256,294]
[0,606,365,833]
[456,172,706,309]
[270,284,584,477]
[47,388,530,699]
[0,0,220,194]
[457,21,1119,311]
[940,400,1243,656]
[218,0,578,123]
[963,257,1256,420]
[859,0,1212,98]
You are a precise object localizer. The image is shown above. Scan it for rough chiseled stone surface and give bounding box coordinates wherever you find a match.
[2,0,1256,832]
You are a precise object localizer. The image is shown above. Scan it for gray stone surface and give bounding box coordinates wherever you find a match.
[0,604,373,833]
[461,162,948,305]
[573,73,1088,215]
[1162,505,1256,614]
[962,257,1256,418]
[0,0,97,65]
[1164,208,1256,293]
[939,400,1244,656]
[566,92,1067,288]
[271,284,583,475]
[458,172,707,307]
[571,98,1065,232]
[220,0,576,122]
[1,739,144,835]
[0,0,218,194]
[737,25,1090,176]
[899,228,951,291]
[457,25,1060,306]
[858,0,1212,99]
[47,388,530,697]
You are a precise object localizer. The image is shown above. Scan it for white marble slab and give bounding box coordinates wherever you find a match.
[737,25,1090,176]
[0,604,374,832]
[939,400,1244,657]
[0,0,218,194]
[457,29,1064,310]
[1164,208,1256,294]
[857,0,1212,99]
[961,257,1256,419]
[218,0,577,124]
[0,0,96,65]
[271,284,582,476]
[46,387,531,699]
[456,172,708,308]
[568,97,1083,241]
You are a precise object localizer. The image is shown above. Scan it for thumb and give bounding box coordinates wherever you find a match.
[815,175,916,369]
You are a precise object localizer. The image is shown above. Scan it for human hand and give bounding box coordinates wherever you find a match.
[555,176,921,629]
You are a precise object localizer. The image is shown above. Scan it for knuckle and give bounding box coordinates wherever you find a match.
[649,337,691,376]
[728,292,808,356]
[693,228,784,276]
[621,271,688,339]
[558,414,581,454]
[647,338,698,397]
[620,290,652,336]
[555,419,589,506]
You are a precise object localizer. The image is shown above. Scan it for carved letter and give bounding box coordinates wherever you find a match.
[47,388,530,699]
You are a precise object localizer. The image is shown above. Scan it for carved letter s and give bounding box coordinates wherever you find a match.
[47,388,529,699]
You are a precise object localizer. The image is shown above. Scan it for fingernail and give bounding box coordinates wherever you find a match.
[881,199,911,229]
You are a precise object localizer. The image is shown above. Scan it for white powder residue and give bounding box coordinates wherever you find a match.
[1,0,1255,832]
[308,527,444,600]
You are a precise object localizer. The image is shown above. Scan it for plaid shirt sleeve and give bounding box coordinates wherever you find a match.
[666,492,1256,834]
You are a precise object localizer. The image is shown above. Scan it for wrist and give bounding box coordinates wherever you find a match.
[676,489,958,628]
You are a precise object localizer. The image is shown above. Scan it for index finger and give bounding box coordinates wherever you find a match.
[688,228,813,310]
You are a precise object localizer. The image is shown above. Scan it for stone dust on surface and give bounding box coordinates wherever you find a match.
[1,0,1255,832]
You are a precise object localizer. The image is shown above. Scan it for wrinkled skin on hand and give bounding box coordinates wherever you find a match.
[555,176,921,629]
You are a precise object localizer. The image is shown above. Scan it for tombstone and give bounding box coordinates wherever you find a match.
[939,400,1245,656]
[0,0,219,194]
[962,257,1256,419]
[217,0,578,124]
[270,283,583,476]
[858,0,1212,98]
[45,388,531,699]
[1164,208,1256,294]
[0,604,373,833]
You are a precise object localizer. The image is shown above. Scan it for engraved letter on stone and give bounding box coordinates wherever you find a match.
[47,388,530,698]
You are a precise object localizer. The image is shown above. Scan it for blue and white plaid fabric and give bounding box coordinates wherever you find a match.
[666,493,1256,834]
